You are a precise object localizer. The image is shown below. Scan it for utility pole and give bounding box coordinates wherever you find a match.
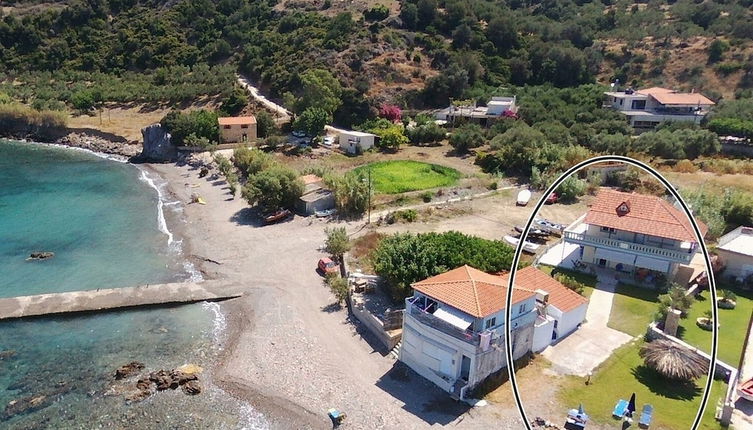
[367,166,372,224]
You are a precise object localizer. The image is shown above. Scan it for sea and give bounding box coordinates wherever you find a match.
[0,140,267,429]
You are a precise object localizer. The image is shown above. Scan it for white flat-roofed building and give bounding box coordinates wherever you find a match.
[716,226,753,282]
[603,86,715,130]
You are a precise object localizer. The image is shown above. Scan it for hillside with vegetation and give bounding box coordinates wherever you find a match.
[1,0,752,119]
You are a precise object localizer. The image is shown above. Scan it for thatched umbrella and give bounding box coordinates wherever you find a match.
[640,340,709,381]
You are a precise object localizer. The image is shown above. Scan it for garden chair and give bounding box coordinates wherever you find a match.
[612,399,628,419]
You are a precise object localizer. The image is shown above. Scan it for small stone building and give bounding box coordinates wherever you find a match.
[297,174,335,215]
[218,116,257,144]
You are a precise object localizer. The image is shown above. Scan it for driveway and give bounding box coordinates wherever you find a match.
[540,271,634,376]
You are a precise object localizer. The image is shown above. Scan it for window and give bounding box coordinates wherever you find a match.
[554,320,558,328]
[600,226,615,234]
[223,125,231,129]
[619,99,623,106]
[518,304,527,314]
[485,317,496,329]
[241,124,249,129]
[631,100,646,110]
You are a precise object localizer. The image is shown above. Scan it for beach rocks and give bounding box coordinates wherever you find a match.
[140,124,176,162]
[55,132,140,158]
[110,363,204,403]
[182,380,201,395]
[0,350,16,360]
[114,361,145,380]
[1,383,71,421]
[26,252,54,261]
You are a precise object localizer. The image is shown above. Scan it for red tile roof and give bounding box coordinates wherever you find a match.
[508,267,588,313]
[585,188,707,242]
[412,265,535,318]
[218,116,256,125]
[637,87,715,106]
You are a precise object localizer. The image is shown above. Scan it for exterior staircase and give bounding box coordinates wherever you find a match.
[389,341,402,359]
[450,379,467,401]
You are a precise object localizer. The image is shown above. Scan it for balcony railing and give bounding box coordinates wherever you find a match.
[563,231,694,264]
[407,305,481,346]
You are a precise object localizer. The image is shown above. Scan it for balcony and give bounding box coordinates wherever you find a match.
[407,304,481,346]
[563,230,694,264]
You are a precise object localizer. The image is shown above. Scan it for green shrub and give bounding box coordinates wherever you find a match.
[554,273,585,295]
[372,231,516,300]
[420,191,433,202]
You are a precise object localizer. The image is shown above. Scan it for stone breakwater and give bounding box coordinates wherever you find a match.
[54,132,141,157]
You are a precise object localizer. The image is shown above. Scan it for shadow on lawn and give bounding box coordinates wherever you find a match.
[631,365,702,400]
[614,283,662,303]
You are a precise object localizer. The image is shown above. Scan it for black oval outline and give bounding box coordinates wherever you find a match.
[504,155,718,430]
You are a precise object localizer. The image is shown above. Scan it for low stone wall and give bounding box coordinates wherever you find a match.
[350,296,402,351]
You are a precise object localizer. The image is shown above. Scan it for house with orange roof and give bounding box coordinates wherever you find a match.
[603,85,714,130]
[218,116,257,144]
[563,188,707,281]
[399,264,587,398]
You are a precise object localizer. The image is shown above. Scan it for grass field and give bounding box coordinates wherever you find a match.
[678,286,753,366]
[558,340,727,430]
[353,160,461,194]
[608,283,662,337]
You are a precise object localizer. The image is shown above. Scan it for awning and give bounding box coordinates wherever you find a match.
[635,255,670,272]
[594,248,636,266]
[433,306,474,330]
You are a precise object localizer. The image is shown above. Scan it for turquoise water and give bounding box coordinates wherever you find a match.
[0,140,178,297]
[0,141,262,429]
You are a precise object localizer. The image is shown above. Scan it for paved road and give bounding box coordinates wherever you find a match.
[541,270,633,376]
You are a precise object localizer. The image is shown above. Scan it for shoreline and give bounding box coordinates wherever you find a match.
[147,159,327,429]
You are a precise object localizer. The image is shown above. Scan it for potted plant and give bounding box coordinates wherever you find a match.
[717,289,737,309]
[696,310,714,331]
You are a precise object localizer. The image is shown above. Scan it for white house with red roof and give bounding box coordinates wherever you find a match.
[563,188,707,280]
[400,265,587,399]
[603,86,715,130]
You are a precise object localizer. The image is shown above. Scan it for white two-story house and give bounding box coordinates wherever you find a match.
[563,189,707,281]
[603,86,715,130]
[400,266,587,398]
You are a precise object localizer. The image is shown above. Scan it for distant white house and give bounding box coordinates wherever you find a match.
[603,86,715,130]
[338,130,377,154]
[716,226,753,282]
[434,96,518,126]
[399,264,586,399]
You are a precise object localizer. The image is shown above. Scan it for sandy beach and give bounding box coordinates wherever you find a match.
[146,159,529,429]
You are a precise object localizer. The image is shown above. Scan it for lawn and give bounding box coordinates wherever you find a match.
[538,265,597,298]
[678,285,753,366]
[352,160,461,194]
[558,340,728,430]
[608,283,662,337]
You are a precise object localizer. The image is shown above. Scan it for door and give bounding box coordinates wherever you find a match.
[460,355,471,381]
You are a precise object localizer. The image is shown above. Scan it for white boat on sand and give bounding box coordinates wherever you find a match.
[516,189,531,206]
[503,235,540,253]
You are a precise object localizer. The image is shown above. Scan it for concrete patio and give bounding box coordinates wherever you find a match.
[540,270,633,376]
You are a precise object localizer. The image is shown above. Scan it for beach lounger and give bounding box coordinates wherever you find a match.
[639,404,653,428]
[612,399,628,418]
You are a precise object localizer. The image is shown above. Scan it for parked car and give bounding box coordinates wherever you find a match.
[263,208,291,224]
[545,192,559,205]
[292,130,307,138]
[322,136,335,148]
[318,257,339,275]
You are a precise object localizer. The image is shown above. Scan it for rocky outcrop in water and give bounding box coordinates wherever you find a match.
[110,363,203,404]
[140,124,176,162]
[114,361,144,380]
[26,252,54,261]
[1,382,72,421]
